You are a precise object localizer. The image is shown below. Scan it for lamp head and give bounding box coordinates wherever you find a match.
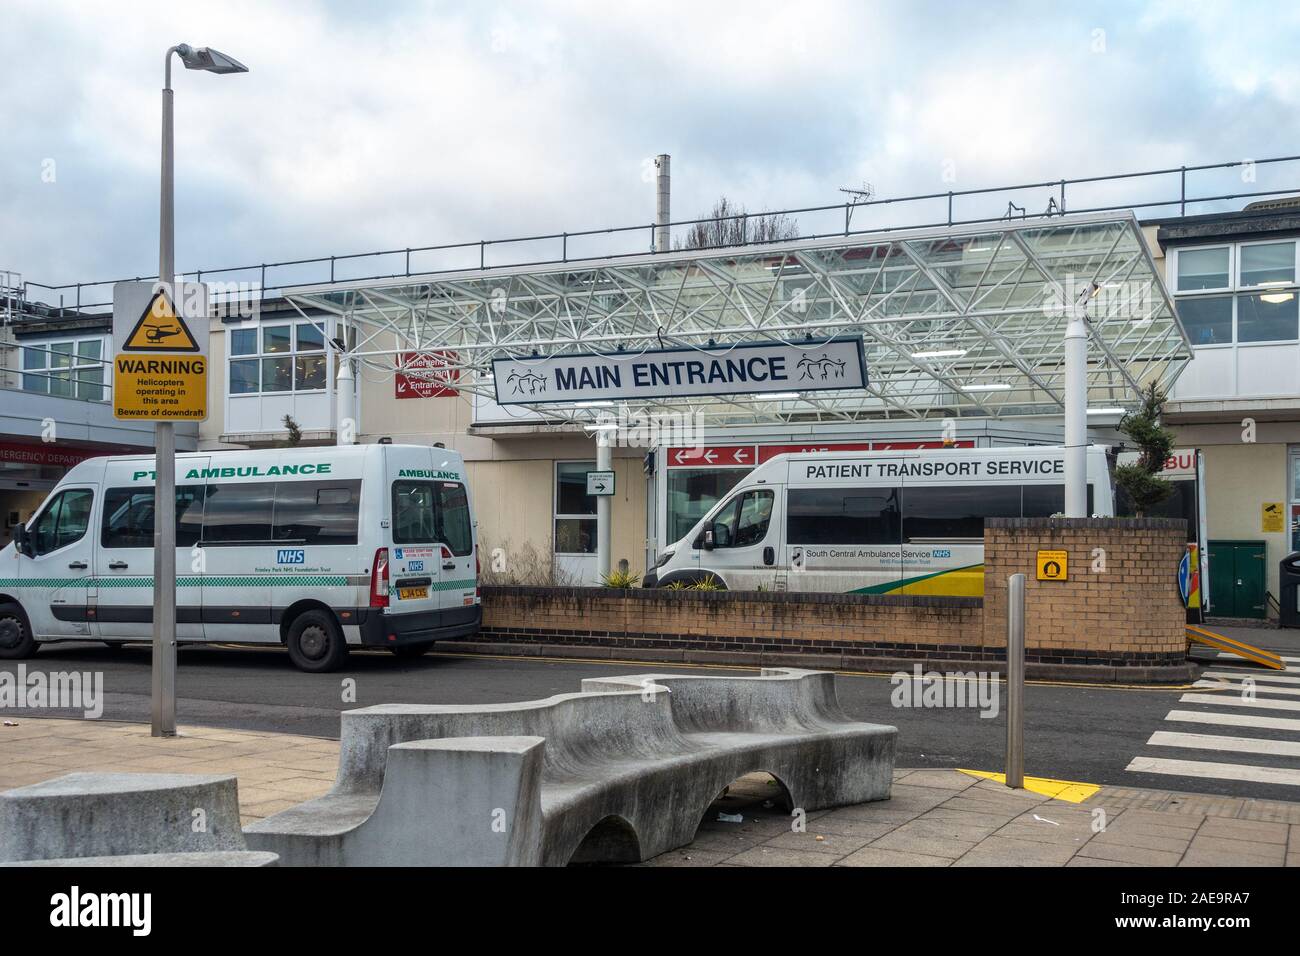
[178,44,249,75]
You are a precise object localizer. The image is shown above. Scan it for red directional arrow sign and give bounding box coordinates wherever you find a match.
[667,445,756,467]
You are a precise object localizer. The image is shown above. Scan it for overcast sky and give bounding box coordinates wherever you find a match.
[3,0,1299,300]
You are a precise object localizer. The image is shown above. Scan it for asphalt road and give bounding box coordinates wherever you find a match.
[6,636,1300,803]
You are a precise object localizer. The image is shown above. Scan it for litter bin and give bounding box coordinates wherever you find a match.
[1281,552,1300,629]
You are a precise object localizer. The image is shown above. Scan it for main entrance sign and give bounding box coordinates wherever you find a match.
[491,336,866,406]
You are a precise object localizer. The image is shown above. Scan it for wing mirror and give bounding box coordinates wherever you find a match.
[702,529,715,550]
[10,523,32,557]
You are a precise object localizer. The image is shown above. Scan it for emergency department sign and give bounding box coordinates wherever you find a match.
[491,336,866,406]
[112,281,209,421]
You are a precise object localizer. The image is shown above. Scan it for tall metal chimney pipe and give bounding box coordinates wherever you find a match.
[654,154,671,253]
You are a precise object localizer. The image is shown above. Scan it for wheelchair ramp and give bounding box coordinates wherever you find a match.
[1186,625,1284,670]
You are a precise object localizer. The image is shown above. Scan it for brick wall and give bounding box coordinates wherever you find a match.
[475,518,1192,678]
[982,517,1189,669]
[479,587,983,667]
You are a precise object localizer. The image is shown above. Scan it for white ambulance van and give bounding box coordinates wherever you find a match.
[643,445,1115,597]
[0,444,480,672]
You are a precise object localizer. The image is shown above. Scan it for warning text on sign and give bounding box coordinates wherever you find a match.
[113,354,207,421]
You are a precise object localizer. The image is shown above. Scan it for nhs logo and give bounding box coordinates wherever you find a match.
[277,549,306,565]
[932,549,952,558]
[408,560,424,572]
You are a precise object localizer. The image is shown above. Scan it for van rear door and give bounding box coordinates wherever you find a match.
[386,447,446,624]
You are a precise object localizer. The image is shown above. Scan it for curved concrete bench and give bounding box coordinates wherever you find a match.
[1,851,279,867]
[0,771,257,865]
[245,668,896,866]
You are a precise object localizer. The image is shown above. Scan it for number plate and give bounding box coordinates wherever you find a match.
[398,586,429,600]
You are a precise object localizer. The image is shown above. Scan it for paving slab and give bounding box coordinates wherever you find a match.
[835,846,953,867]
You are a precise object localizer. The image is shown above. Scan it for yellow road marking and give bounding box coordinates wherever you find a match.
[1186,625,1284,670]
[957,768,1101,803]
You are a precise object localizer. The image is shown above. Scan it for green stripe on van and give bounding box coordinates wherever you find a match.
[848,564,983,594]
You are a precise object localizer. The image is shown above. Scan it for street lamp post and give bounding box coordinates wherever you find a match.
[152,43,247,738]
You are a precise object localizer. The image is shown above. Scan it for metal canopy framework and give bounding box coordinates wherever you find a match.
[280,211,1191,427]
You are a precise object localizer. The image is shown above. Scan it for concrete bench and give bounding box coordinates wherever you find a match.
[0,771,270,866]
[245,667,896,866]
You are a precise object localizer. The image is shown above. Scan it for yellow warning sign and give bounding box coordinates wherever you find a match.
[121,289,202,352]
[113,354,207,420]
[1262,502,1285,534]
[1036,549,1068,581]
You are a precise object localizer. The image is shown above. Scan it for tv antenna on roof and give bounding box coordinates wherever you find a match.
[838,182,875,229]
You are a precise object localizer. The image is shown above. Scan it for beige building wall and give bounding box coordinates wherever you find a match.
[199,323,227,445]
[1172,421,1298,598]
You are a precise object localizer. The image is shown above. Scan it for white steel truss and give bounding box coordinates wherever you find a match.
[280,212,1191,428]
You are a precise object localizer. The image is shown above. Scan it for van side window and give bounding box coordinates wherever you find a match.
[709,489,774,548]
[787,488,900,545]
[393,481,436,544]
[101,486,207,548]
[272,480,362,545]
[31,488,94,555]
[902,485,1020,541]
[434,482,473,556]
[201,481,275,544]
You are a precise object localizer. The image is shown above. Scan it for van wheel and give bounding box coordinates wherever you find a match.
[391,641,434,659]
[286,610,349,673]
[0,603,36,660]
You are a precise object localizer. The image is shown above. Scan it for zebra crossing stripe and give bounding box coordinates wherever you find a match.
[1179,693,1300,712]
[1165,709,1300,732]
[1193,679,1300,697]
[1124,756,1300,787]
[1203,670,1300,685]
[1213,653,1300,673]
[1146,730,1300,758]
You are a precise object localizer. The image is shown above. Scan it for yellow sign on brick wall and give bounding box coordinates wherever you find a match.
[1036,549,1068,581]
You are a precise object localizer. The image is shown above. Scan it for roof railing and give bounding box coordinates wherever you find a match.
[19,153,1300,317]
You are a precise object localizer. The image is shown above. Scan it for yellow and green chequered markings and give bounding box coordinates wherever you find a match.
[0,575,351,588]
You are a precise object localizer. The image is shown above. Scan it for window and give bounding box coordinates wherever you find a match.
[902,485,1021,541]
[1176,247,1230,291]
[434,482,473,555]
[227,320,330,395]
[703,489,773,548]
[1173,242,1300,347]
[787,488,900,545]
[1240,241,1295,287]
[555,462,597,554]
[20,337,107,401]
[1176,296,1233,345]
[272,480,361,545]
[393,481,437,544]
[101,486,207,549]
[200,481,275,543]
[1237,292,1298,343]
[31,488,94,555]
[666,468,748,542]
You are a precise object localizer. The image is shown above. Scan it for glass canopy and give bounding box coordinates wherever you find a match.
[281,211,1191,427]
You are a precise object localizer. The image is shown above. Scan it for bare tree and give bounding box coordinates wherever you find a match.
[676,196,800,250]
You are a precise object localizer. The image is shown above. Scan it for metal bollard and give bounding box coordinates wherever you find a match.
[1005,573,1025,789]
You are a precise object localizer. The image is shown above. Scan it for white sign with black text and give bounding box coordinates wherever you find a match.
[491,337,867,406]
[586,470,615,496]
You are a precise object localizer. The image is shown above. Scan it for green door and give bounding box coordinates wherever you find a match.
[1208,540,1267,619]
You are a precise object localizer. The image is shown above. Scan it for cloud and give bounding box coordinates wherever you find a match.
[3,0,1300,302]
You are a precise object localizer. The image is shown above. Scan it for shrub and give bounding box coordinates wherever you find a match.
[600,568,640,589]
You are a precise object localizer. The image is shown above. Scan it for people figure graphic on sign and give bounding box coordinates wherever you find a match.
[797,354,816,381]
